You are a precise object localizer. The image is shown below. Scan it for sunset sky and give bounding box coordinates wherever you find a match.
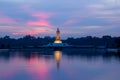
[0,0,120,38]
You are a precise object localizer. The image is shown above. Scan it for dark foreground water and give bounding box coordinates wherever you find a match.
[0,49,120,80]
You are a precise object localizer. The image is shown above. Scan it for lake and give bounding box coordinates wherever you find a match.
[0,48,120,80]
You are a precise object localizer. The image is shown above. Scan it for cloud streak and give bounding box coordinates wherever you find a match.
[0,0,119,37]
[26,12,54,27]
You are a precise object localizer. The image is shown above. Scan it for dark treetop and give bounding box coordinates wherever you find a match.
[0,35,120,48]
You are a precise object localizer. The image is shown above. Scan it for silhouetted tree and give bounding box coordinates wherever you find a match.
[1,44,5,49]
[0,35,119,48]
[3,36,10,39]
[115,37,120,48]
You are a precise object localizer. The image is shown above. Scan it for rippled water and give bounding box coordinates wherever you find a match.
[0,49,120,80]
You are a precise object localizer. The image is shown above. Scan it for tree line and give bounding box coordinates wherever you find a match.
[0,35,120,48]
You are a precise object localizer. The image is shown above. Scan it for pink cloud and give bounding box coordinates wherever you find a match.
[20,5,30,10]
[26,12,54,27]
[63,19,78,25]
[27,20,51,27]
[32,12,53,19]
[0,18,17,24]
[19,4,32,13]
[0,12,17,24]
[12,29,49,35]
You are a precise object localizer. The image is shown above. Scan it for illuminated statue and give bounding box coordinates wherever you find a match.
[54,28,62,43]
[44,28,71,47]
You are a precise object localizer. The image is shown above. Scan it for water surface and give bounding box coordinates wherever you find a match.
[0,49,120,80]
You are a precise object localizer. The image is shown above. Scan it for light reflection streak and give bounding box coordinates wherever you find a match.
[28,54,51,80]
[54,50,62,69]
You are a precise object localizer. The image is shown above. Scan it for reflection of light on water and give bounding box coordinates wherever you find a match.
[29,54,51,80]
[54,50,62,69]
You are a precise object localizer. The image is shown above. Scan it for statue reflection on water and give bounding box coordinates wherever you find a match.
[54,50,62,69]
